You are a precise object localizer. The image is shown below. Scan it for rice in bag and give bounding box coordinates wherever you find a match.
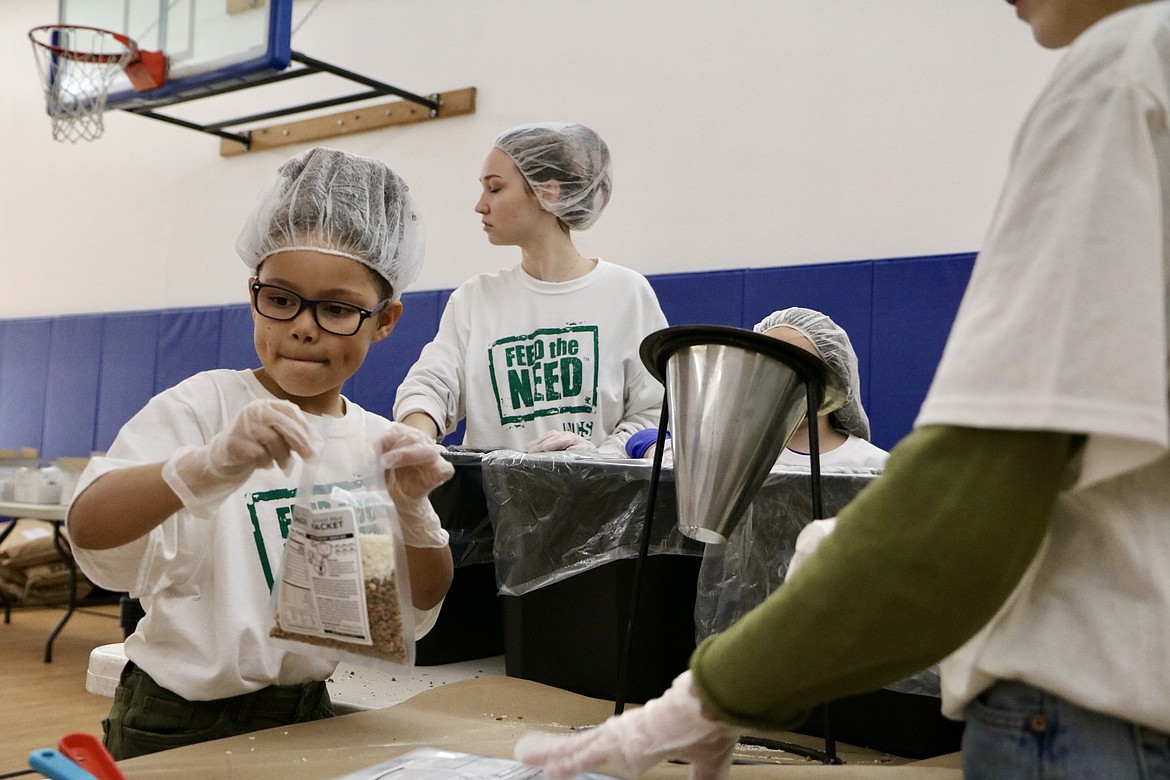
[270,441,416,668]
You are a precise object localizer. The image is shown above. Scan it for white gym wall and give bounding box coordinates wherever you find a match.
[2,0,1057,318]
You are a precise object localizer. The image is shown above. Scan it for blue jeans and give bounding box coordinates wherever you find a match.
[963,680,1170,779]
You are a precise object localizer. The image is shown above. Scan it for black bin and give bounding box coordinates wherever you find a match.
[415,451,504,665]
[502,554,701,704]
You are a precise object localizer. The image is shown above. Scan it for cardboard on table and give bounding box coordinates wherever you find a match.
[115,676,961,779]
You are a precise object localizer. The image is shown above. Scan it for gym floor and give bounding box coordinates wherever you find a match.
[0,604,123,774]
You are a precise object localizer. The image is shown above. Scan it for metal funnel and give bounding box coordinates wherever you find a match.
[640,325,846,544]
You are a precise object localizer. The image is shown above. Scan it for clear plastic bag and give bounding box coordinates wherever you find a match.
[270,439,416,669]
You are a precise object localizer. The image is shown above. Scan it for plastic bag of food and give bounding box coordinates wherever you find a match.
[269,439,416,668]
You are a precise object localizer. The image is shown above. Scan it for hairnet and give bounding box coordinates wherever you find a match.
[754,307,871,440]
[494,122,612,230]
[236,147,425,300]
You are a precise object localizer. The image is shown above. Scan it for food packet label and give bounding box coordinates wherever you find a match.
[269,433,415,667]
[277,502,373,645]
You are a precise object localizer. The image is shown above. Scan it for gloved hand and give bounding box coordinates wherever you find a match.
[515,671,739,780]
[786,518,839,579]
[528,430,600,454]
[377,423,454,548]
[163,398,316,518]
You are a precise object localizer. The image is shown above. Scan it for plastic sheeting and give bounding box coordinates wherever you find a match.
[482,451,702,597]
[694,464,940,697]
[694,465,880,639]
[446,451,939,697]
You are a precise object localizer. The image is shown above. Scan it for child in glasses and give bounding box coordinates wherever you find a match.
[66,147,455,760]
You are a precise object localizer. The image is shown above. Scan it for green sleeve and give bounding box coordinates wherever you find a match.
[689,424,1075,731]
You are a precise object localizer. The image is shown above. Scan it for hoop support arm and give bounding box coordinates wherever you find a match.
[289,51,440,116]
[110,50,473,155]
[123,107,251,148]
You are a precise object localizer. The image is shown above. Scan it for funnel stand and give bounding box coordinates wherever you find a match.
[612,377,842,765]
[805,379,840,764]
[616,325,847,764]
[614,401,671,715]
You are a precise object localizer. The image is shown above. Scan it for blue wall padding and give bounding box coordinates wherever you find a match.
[868,253,977,451]
[95,312,160,453]
[649,270,745,328]
[217,304,259,371]
[156,308,225,394]
[0,318,53,453]
[741,260,876,412]
[348,289,445,421]
[41,316,104,459]
[0,253,976,458]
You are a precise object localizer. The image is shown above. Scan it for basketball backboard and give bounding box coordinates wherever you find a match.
[57,0,292,110]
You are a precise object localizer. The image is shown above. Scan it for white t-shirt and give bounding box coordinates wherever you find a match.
[777,434,889,469]
[915,3,1170,733]
[394,259,668,455]
[68,369,442,701]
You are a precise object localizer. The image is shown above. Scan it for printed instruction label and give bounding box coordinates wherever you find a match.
[278,503,372,645]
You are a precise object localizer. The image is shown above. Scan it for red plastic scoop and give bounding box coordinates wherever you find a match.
[57,733,126,780]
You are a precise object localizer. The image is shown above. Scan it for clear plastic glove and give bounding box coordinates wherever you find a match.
[528,430,600,454]
[378,423,454,548]
[515,671,739,780]
[786,518,839,579]
[163,398,315,518]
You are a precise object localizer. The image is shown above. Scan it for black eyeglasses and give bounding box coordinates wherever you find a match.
[250,281,390,336]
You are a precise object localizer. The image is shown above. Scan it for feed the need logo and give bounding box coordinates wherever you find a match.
[488,325,599,424]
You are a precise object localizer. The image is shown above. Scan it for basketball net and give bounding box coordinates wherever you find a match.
[29,26,134,143]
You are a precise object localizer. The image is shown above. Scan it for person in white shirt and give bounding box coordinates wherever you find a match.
[394,123,667,457]
[515,2,1170,778]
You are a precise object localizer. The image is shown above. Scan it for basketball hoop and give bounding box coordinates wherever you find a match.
[28,24,167,143]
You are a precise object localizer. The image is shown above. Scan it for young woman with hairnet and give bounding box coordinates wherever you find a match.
[757,307,887,469]
[394,123,668,456]
[516,1,1170,777]
[66,148,454,759]
[754,308,888,580]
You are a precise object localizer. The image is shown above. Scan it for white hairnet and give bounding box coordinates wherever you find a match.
[236,147,425,300]
[494,122,612,230]
[754,307,871,440]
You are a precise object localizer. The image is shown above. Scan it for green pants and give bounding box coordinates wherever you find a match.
[103,662,334,760]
